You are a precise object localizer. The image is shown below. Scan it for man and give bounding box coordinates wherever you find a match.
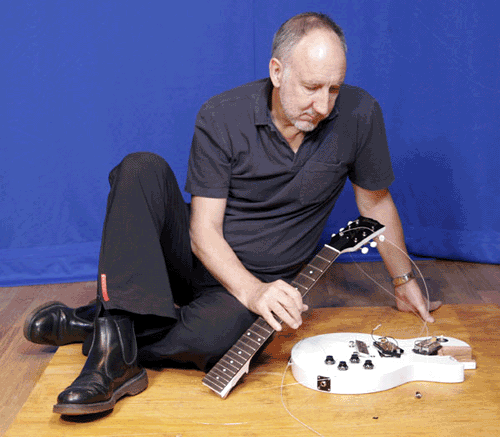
[24,12,440,416]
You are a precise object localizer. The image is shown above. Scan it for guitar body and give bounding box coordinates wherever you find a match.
[291,333,476,394]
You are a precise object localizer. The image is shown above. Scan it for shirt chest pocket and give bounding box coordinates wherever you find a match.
[299,161,348,206]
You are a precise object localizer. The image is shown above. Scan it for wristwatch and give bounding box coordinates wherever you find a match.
[392,271,416,287]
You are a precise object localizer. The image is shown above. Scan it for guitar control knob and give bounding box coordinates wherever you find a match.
[325,355,335,365]
[370,241,377,248]
[361,247,369,254]
[363,360,374,370]
[338,361,348,371]
[350,353,360,364]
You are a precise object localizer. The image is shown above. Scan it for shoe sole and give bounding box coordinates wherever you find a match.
[53,369,149,415]
[23,301,67,344]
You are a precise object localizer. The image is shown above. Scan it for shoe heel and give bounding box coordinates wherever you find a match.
[120,369,149,397]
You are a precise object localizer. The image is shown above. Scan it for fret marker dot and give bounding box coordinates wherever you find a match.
[309,270,314,274]
[247,333,251,336]
[258,338,261,342]
[230,360,234,364]
[223,369,226,372]
[238,351,242,354]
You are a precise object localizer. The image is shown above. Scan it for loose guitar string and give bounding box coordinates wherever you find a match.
[198,228,433,432]
[278,231,434,436]
[348,234,432,339]
[281,360,326,437]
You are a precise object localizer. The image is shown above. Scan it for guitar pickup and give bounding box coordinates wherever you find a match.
[373,337,404,357]
[413,337,443,355]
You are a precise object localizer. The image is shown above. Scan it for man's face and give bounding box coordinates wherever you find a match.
[273,29,347,132]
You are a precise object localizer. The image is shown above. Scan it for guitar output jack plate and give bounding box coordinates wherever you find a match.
[317,376,331,392]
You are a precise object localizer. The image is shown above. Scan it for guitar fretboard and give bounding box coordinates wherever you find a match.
[202,244,341,397]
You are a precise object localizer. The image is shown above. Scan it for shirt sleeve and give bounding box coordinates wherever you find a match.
[349,99,395,191]
[184,106,232,198]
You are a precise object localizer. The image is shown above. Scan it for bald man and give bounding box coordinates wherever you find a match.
[25,12,440,416]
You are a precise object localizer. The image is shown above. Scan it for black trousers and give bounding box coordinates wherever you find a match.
[96,152,257,371]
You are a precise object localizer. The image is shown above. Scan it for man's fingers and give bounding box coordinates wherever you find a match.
[420,300,442,323]
[263,311,283,331]
[272,301,301,330]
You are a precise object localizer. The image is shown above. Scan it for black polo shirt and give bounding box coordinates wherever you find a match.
[185,78,394,281]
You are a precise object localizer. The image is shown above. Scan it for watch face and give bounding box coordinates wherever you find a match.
[393,272,414,287]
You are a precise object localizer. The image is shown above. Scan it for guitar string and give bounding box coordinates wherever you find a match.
[278,234,435,436]
[281,359,326,437]
[348,235,432,339]
[202,227,435,434]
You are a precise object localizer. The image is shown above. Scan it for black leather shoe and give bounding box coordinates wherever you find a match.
[53,315,148,415]
[23,301,95,346]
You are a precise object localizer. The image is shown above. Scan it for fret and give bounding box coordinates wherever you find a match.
[220,357,239,373]
[242,330,265,347]
[232,344,252,359]
[293,274,315,289]
[301,265,323,281]
[238,335,258,352]
[213,365,236,380]
[254,317,272,332]
[222,355,244,371]
[214,358,237,374]
[291,281,308,295]
[210,367,232,383]
[248,324,270,339]
[225,349,246,366]
[203,374,225,391]
[312,254,331,268]
[308,256,330,271]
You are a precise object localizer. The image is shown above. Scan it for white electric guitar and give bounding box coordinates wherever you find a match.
[291,332,476,394]
[203,216,386,398]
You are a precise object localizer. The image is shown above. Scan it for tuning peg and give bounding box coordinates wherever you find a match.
[361,247,369,254]
[370,241,377,248]
[378,235,385,242]
[348,221,353,225]
[339,227,345,232]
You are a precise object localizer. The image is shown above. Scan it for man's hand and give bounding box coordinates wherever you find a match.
[244,280,308,331]
[394,279,442,323]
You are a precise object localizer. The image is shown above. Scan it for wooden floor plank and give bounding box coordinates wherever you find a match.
[0,282,95,437]
[5,304,500,437]
[1,261,499,436]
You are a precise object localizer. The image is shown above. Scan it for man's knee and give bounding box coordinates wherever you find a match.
[110,152,174,186]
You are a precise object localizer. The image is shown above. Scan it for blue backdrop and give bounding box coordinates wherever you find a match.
[1,0,499,286]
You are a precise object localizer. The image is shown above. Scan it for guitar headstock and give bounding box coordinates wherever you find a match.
[329,216,385,254]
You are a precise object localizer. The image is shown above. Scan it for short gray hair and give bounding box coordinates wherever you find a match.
[271,12,347,63]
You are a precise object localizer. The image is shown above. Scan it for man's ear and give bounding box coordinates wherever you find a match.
[269,58,283,88]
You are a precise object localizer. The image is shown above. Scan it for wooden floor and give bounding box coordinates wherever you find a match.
[1,260,499,436]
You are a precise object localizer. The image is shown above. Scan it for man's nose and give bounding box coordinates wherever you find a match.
[313,90,330,116]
